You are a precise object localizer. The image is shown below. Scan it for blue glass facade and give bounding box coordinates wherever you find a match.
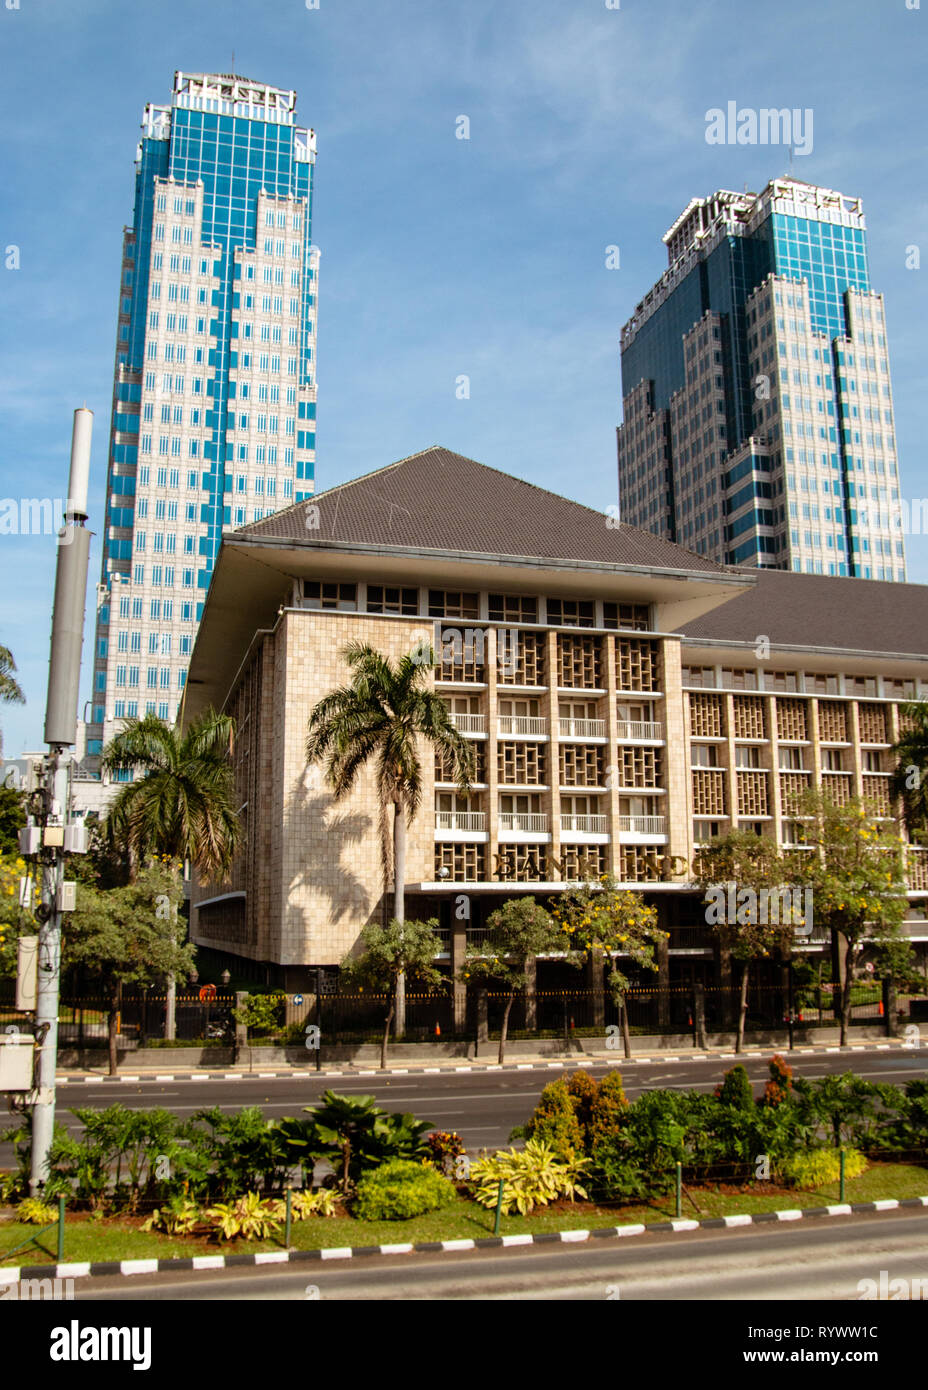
[619,182,899,578]
[89,76,318,758]
[120,106,314,580]
[766,213,869,340]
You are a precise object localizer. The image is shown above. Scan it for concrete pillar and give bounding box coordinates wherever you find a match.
[451,910,468,1033]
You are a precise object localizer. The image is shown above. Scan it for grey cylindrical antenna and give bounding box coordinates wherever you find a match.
[67,407,93,521]
[44,409,94,746]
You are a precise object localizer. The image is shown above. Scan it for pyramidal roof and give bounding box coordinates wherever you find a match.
[237,446,727,574]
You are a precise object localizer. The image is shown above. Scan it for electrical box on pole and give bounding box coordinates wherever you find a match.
[0,1034,35,1092]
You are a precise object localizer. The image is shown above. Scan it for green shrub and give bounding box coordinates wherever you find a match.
[792,1073,884,1148]
[352,1159,456,1221]
[565,1069,600,1134]
[590,1089,691,1199]
[469,1140,589,1215]
[204,1191,283,1241]
[16,1197,58,1226]
[715,1065,755,1110]
[776,1147,868,1189]
[141,1196,201,1234]
[287,1188,339,1219]
[523,1078,584,1159]
[588,1070,629,1152]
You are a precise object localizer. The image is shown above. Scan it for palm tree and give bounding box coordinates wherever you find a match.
[0,645,25,756]
[101,708,242,1038]
[101,709,241,877]
[306,641,474,1036]
[890,700,928,843]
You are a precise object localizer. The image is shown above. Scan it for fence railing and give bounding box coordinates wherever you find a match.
[499,812,548,833]
[560,813,608,834]
[0,981,903,1047]
[498,715,547,736]
[616,720,663,741]
[618,814,666,835]
[559,718,607,739]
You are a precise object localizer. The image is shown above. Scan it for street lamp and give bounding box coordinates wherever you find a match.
[220,969,231,988]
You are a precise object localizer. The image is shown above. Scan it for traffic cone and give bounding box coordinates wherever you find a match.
[435,1021,441,1036]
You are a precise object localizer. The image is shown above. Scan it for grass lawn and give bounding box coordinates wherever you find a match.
[2,1161,925,1267]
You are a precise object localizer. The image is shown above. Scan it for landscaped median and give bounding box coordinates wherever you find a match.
[2,1163,928,1270]
[2,1057,927,1271]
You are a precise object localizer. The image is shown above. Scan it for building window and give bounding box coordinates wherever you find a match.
[547,598,595,627]
[602,602,650,631]
[488,593,538,624]
[366,586,418,615]
[303,580,357,611]
[691,743,720,768]
[428,590,479,620]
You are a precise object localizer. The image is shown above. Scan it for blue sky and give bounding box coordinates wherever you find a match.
[0,0,925,753]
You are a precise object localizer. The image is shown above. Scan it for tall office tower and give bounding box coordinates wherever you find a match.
[617,178,906,579]
[86,72,318,762]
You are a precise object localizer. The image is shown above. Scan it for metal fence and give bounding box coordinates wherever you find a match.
[0,979,899,1047]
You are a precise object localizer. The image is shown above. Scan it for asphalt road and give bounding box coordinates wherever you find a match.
[68,1207,928,1301]
[7,1049,925,1159]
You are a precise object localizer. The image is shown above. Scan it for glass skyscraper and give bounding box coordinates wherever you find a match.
[86,72,318,761]
[617,179,906,579]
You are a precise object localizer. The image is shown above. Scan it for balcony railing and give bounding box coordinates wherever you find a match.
[560,814,608,834]
[616,720,663,740]
[435,811,486,832]
[498,716,547,736]
[618,814,666,835]
[499,812,548,833]
[558,717,606,739]
[447,712,485,734]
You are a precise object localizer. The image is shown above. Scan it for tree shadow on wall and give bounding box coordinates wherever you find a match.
[283,768,374,934]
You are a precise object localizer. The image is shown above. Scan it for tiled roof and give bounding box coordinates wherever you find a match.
[677,568,928,655]
[238,446,728,573]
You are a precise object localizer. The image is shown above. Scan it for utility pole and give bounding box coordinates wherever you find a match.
[26,408,93,1194]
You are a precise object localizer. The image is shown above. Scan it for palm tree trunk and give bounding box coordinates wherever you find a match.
[736,962,749,1054]
[393,803,406,1038]
[499,990,515,1065]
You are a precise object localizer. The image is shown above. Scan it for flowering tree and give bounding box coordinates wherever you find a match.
[459,897,559,1063]
[691,830,798,1053]
[64,858,193,1074]
[791,792,908,1044]
[340,917,444,1070]
[0,852,35,978]
[550,874,663,1058]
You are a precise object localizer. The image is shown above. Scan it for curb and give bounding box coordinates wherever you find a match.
[2,1196,926,1284]
[52,1042,911,1084]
